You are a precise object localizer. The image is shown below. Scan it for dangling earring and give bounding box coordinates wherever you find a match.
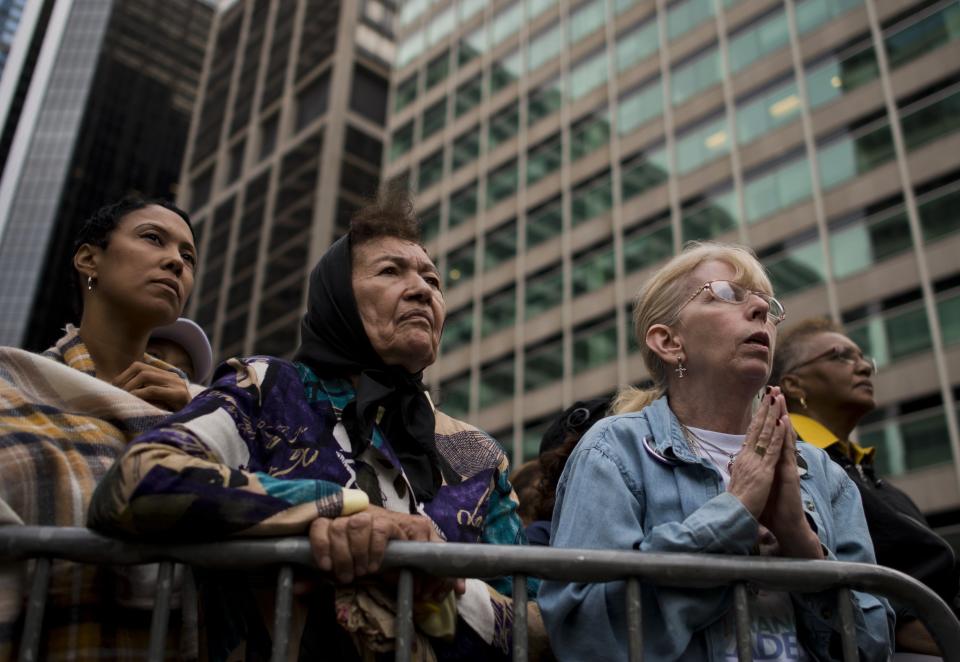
[675,359,687,379]
[799,395,807,409]
[87,275,95,292]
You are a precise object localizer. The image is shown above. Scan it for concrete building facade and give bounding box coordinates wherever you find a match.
[385,0,960,523]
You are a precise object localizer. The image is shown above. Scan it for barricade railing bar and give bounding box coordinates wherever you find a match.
[2,526,958,662]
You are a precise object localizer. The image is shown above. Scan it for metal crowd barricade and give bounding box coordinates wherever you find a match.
[2,526,959,662]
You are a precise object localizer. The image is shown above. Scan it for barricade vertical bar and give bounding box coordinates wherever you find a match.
[625,577,643,662]
[836,588,858,662]
[147,561,175,662]
[18,557,51,662]
[270,565,294,662]
[395,570,414,662]
[179,567,200,661]
[513,574,528,662]
[733,583,753,662]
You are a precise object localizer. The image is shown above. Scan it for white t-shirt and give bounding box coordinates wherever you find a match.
[686,426,809,662]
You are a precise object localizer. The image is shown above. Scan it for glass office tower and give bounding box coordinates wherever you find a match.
[386,0,960,521]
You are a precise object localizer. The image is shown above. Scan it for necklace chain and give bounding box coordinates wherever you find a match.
[680,423,743,472]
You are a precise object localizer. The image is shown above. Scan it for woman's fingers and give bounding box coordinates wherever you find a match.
[743,388,771,450]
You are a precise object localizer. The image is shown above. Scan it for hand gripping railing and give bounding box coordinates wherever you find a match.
[1,526,959,662]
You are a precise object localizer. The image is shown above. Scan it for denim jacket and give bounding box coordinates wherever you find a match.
[538,396,894,661]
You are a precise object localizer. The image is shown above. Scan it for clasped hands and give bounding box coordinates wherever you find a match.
[727,386,824,559]
[309,504,466,601]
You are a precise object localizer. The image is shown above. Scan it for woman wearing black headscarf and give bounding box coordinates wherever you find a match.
[89,191,542,661]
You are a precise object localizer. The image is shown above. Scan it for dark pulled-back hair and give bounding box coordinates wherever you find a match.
[769,317,844,388]
[73,196,194,254]
[349,186,422,247]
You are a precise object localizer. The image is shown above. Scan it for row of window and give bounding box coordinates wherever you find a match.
[440,278,960,464]
[437,168,960,362]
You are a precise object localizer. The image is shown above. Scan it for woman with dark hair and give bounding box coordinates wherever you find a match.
[0,197,198,658]
[772,317,960,656]
[88,189,543,661]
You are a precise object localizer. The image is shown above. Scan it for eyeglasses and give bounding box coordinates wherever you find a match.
[786,345,878,376]
[674,280,786,326]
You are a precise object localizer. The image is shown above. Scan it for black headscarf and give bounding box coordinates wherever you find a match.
[293,234,443,504]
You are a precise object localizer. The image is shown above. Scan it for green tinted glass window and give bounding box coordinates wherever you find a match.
[919,181,960,243]
[617,18,658,71]
[440,372,471,418]
[830,206,911,279]
[528,22,563,72]
[527,133,562,186]
[795,0,860,34]
[764,240,825,297]
[901,87,960,153]
[394,74,418,113]
[616,0,642,13]
[529,0,559,20]
[744,154,811,223]
[573,317,618,374]
[672,47,720,106]
[449,182,478,229]
[624,213,672,272]
[458,27,485,66]
[667,0,713,40]
[442,304,473,352]
[425,51,450,90]
[728,9,789,73]
[736,80,801,145]
[524,336,563,391]
[884,0,960,70]
[818,121,895,191]
[572,241,616,296]
[492,1,523,46]
[570,0,606,43]
[480,354,515,408]
[847,302,931,368]
[491,50,522,95]
[938,289,960,346]
[422,100,447,139]
[618,79,662,135]
[527,196,563,247]
[488,103,520,150]
[421,204,440,243]
[860,406,951,475]
[569,49,608,100]
[485,220,517,270]
[452,126,481,171]
[526,263,564,318]
[460,0,485,21]
[528,78,563,126]
[397,29,426,68]
[621,145,669,199]
[675,114,730,175]
[487,160,518,209]
[390,121,414,161]
[806,43,878,109]
[681,187,738,241]
[483,285,517,336]
[418,150,444,191]
[446,241,475,287]
[571,110,610,161]
[455,76,483,117]
[571,171,613,225]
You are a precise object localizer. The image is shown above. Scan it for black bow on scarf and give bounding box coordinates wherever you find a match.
[293,234,443,504]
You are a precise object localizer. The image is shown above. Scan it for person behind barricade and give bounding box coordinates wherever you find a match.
[148,316,214,385]
[538,242,894,661]
[88,188,547,661]
[0,196,198,659]
[519,399,610,546]
[771,317,960,656]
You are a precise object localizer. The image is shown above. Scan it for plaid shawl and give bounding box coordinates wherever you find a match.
[0,327,182,660]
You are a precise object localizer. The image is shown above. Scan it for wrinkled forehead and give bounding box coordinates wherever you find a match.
[353,236,438,272]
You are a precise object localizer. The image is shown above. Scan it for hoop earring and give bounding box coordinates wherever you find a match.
[675,360,687,379]
[87,276,95,292]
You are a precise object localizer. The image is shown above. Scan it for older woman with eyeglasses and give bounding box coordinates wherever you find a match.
[539,242,892,661]
[772,317,959,656]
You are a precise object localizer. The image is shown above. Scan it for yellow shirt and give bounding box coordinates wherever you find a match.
[789,413,875,465]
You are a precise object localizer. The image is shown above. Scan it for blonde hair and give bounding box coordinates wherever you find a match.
[613,241,774,414]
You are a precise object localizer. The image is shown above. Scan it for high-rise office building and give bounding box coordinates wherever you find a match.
[385,0,960,522]
[179,0,395,363]
[0,0,213,349]
[0,0,25,76]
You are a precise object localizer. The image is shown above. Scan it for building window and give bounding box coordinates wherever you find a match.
[617,78,662,136]
[440,372,471,418]
[422,99,447,139]
[491,1,523,46]
[487,159,519,209]
[390,121,414,161]
[488,102,520,151]
[259,113,279,160]
[570,0,605,44]
[443,303,474,352]
[452,125,481,171]
[524,334,563,391]
[616,17,658,72]
[528,77,563,126]
[349,65,388,124]
[446,241,475,287]
[736,77,801,146]
[296,71,331,131]
[805,39,878,110]
[418,149,444,191]
[681,184,739,242]
[759,230,824,298]
[490,49,522,95]
[899,82,960,154]
[527,195,563,247]
[859,391,957,476]
[569,48,608,99]
[796,0,861,35]
[570,109,610,161]
[421,203,441,242]
[623,211,673,273]
[817,114,895,191]
[743,152,811,223]
[572,239,616,297]
[425,49,450,89]
[844,288,931,368]
[458,25,485,66]
[526,262,563,319]
[666,0,714,41]
[671,46,720,107]
[485,219,517,271]
[455,75,483,117]
[621,145,669,200]
[917,172,960,243]
[883,0,960,71]
[527,133,563,186]
[675,112,729,175]
[829,196,911,280]
[573,315,618,374]
[483,285,517,336]
[480,353,515,408]
[394,73,418,112]
[528,21,563,72]
[450,182,479,229]
[727,7,789,74]
[571,170,613,225]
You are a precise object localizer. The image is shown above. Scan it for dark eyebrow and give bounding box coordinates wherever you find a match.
[371,254,440,276]
[135,222,197,254]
